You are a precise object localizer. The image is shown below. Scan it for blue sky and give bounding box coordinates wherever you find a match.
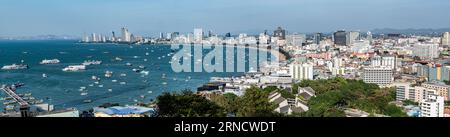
[1,0,449,37]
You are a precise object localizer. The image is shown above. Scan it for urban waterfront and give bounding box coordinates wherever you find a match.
[0,40,272,112]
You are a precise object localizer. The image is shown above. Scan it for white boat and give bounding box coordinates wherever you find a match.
[98,85,104,88]
[80,92,88,96]
[105,71,113,78]
[145,52,149,56]
[140,71,149,75]
[39,59,60,64]
[138,65,146,69]
[62,65,86,72]
[120,82,126,85]
[108,89,113,92]
[91,75,98,80]
[133,56,139,58]
[115,57,123,61]
[132,68,141,72]
[82,60,102,66]
[125,63,132,66]
[120,73,127,77]
[112,79,118,83]
[42,73,48,78]
[1,64,28,70]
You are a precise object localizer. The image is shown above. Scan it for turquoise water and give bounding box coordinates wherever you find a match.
[0,40,269,111]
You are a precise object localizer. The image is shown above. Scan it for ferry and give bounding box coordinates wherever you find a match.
[82,60,102,66]
[1,64,28,70]
[62,65,86,72]
[39,59,60,64]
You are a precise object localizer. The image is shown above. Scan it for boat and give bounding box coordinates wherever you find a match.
[143,59,148,62]
[42,73,48,78]
[145,52,149,56]
[91,75,99,80]
[105,71,113,78]
[115,57,123,61]
[161,73,166,79]
[120,73,127,77]
[5,105,15,111]
[138,65,146,69]
[1,64,28,70]
[98,85,104,88]
[140,71,149,75]
[120,82,126,85]
[80,92,88,96]
[83,100,92,103]
[39,59,60,64]
[125,62,132,66]
[132,68,141,72]
[112,79,118,83]
[82,60,102,66]
[3,100,16,105]
[108,89,113,92]
[62,65,86,72]
[133,56,139,58]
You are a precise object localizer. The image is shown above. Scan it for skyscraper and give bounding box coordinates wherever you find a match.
[333,30,346,46]
[413,43,439,59]
[346,31,360,46]
[313,33,323,45]
[367,31,373,45]
[289,62,314,80]
[273,27,286,40]
[194,28,203,42]
[442,32,450,46]
[225,32,231,37]
[121,27,131,42]
[112,31,116,42]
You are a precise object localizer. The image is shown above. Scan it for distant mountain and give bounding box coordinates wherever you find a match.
[0,35,79,40]
[371,28,450,34]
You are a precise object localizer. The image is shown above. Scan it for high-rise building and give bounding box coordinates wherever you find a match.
[225,32,231,37]
[82,33,89,42]
[273,27,286,40]
[413,43,439,59]
[171,32,180,40]
[419,94,444,117]
[121,28,131,42]
[313,33,323,45]
[346,31,360,46]
[422,82,449,101]
[371,55,396,69]
[91,33,97,42]
[367,31,373,45]
[442,32,450,46]
[286,34,306,46]
[289,62,314,81]
[111,31,116,42]
[194,28,203,43]
[363,66,394,87]
[159,32,164,39]
[333,30,347,46]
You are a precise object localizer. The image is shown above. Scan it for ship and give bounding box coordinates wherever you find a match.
[82,60,102,66]
[39,59,60,64]
[62,65,86,72]
[1,64,28,70]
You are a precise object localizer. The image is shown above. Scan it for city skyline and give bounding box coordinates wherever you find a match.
[1,0,450,37]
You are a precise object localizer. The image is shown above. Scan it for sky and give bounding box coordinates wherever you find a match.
[1,0,450,37]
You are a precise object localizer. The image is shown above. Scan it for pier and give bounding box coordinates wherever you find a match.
[1,84,31,117]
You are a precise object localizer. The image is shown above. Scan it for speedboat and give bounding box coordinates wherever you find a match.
[82,60,102,66]
[40,59,60,64]
[1,64,28,70]
[62,65,86,72]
